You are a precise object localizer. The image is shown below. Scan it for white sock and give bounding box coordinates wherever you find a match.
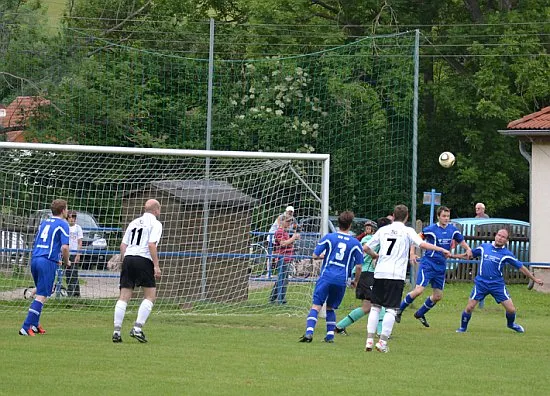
[367,305,381,334]
[381,310,396,338]
[114,300,128,330]
[135,299,154,329]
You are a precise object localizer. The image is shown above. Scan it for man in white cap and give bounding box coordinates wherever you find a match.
[267,205,296,245]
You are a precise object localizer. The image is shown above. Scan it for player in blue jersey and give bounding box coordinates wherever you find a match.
[455,228,543,333]
[298,211,364,343]
[363,204,451,353]
[396,206,472,327]
[19,199,70,336]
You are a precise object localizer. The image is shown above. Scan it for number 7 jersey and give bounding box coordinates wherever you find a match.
[122,212,163,261]
[366,221,424,280]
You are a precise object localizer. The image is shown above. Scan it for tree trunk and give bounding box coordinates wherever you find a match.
[463,0,484,23]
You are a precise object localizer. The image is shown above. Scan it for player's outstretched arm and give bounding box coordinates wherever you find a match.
[419,242,450,258]
[458,240,473,259]
[520,266,544,286]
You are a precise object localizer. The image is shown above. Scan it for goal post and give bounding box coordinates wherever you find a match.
[0,142,329,315]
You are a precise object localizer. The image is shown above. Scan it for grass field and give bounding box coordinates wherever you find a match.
[1,283,549,395]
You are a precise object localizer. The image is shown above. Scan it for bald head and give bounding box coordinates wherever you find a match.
[144,199,161,217]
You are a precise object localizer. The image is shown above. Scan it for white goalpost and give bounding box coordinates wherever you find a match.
[0,142,329,315]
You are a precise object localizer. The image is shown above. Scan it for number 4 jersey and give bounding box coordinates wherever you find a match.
[367,221,424,280]
[122,212,163,261]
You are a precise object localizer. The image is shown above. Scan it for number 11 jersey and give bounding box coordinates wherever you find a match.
[122,212,163,261]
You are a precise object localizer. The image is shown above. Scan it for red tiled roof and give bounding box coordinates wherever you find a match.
[0,96,50,142]
[507,106,550,130]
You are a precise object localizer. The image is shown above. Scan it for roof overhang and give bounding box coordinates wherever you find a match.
[498,129,550,143]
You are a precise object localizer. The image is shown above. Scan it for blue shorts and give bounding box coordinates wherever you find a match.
[312,277,346,309]
[469,277,510,304]
[31,257,58,297]
[416,265,446,290]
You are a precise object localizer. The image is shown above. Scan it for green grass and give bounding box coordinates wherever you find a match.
[1,283,549,395]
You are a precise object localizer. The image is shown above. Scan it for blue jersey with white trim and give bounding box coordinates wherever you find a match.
[313,232,363,285]
[32,217,70,262]
[421,223,464,266]
[472,243,522,279]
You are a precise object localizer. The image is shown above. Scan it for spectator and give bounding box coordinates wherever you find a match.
[65,210,83,297]
[19,199,70,336]
[363,204,451,352]
[112,199,163,343]
[299,211,363,343]
[475,203,489,218]
[267,206,296,245]
[269,213,300,304]
[455,228,543,333]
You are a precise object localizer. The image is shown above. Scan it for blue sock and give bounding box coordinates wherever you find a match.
[377,307,385,334]
[415,297,435,317]
[460,311,472,330]
[506,312,516,327]
[400,293,414,312]
[22,299,43,330]
[305,308,319,336]
[325,310,336,341]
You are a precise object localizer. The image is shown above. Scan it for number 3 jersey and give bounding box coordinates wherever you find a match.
[314,232,364,285]
[367,221,424,280]
[122,212,163,261]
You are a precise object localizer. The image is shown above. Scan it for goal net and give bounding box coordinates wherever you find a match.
[0,142,329,315]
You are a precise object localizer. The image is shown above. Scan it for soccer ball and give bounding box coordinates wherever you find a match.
[438,152,456,168]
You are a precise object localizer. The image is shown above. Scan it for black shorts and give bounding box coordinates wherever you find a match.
[119,255,156,289]
[355,271,374,301]
[371,278,405,309]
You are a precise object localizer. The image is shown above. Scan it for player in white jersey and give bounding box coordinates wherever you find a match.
[112,199,163,343]
[363,204,451,353]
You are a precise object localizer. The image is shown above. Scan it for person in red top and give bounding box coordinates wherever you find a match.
[269,214,300,304]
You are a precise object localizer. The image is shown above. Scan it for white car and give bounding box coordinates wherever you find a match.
[0,230,28,266]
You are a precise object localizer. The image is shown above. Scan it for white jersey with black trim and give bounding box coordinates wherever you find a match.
[367,221,424,280]
[122,212,163,261]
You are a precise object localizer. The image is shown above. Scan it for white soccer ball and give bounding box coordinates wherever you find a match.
[438,152,456,168]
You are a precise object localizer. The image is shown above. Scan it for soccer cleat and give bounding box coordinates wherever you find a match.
[129,328,148,343]
[456,327,467,333]
[323,336,334,343]
[31,324,46,335]
[395,311,402,323]
[335,327,349,336]
[19,328,36,336]
[508,323,525,333]
[414,314,430,328]
[365,338,374,352]
[375,341,389,353]
[112,332,123,343]
[298,334,313,343]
